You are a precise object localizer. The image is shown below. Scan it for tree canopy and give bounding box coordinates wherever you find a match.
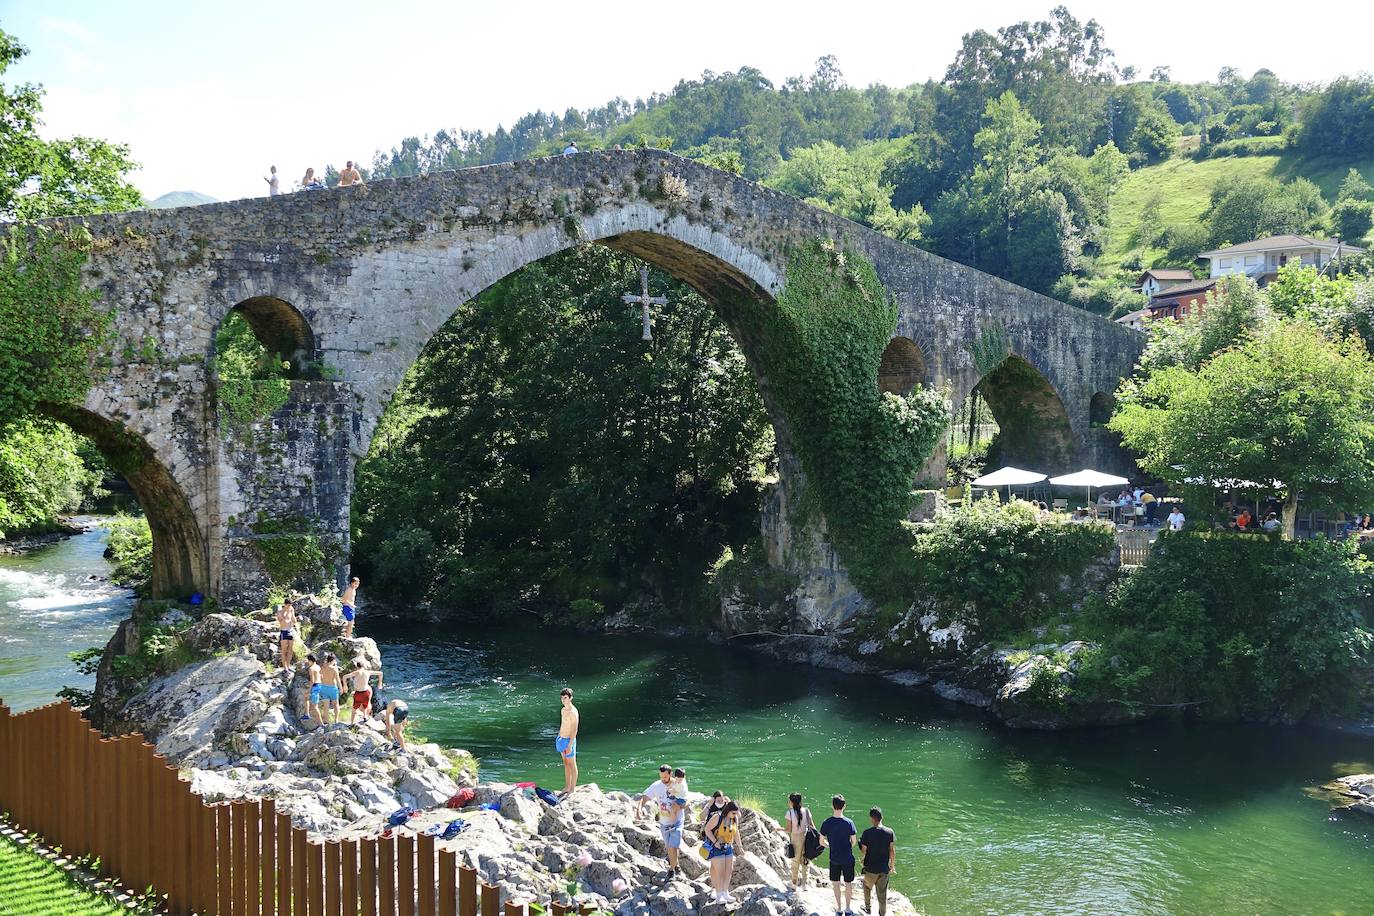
[0,30,142,221]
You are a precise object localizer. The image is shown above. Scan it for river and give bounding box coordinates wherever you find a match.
[2,528,1372,914]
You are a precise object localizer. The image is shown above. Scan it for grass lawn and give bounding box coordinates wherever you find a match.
[1102,152,1374,270]
[0,830,126,915]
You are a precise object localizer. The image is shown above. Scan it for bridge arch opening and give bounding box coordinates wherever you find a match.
[877,336,928,395]
[971,356,1075,475]
[1089,392,1115,427]
[215,296,316,379]
[39,404,208,599]
[351,239,787,616]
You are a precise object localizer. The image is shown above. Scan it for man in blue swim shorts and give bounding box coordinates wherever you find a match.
[556,687,579,797]
[341,576,360,639]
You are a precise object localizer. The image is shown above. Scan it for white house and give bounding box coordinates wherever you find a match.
[1115,308,1151,331]
[1199,234,1365,283]
[1135,268,1196,299]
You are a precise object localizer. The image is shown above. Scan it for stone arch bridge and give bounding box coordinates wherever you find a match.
[43,150,1142,619]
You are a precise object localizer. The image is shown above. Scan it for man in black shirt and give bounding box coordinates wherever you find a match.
[859,807,896,916]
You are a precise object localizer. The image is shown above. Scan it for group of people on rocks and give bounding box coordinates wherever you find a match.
[629,763,896,914]
[263,161,365,196]
[555,694,896,912]
[272,577,411,749]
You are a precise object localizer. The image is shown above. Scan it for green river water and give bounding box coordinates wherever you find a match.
[2,528,1373,914]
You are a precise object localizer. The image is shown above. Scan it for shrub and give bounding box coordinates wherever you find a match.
[1086,531,1373,718]
[913,497,1116,635]
[103,512,152,593]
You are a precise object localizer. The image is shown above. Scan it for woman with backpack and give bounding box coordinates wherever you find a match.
[703,799,742,905]
[778,792,817,886]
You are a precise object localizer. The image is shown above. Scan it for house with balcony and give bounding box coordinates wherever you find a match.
[1147,278,1217,320]
[1199,235,1365,284]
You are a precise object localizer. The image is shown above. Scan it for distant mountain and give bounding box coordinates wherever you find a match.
[147,190,218,209]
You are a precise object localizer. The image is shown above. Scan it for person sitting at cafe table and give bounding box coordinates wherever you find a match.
[1235,509,1253,530]
[1262,512,1281,533]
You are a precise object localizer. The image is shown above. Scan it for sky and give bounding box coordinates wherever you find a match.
[4,0,1372,203]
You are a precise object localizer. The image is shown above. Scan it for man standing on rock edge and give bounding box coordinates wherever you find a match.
[341,577,360,639]
[820,794,858,916]
[557,687,579,798]
[859,807,896,916]
[276,599,297,669]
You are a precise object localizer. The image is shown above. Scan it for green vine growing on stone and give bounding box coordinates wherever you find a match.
[727,238,949,601]
[251,516,330,588]
[967,324,1010,376]
[0,226,112,424]
[213,309,292,436]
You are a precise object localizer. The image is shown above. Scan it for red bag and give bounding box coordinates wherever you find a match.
[445,788,476,809]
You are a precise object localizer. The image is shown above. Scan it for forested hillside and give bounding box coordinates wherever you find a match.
[365,7,1374,315]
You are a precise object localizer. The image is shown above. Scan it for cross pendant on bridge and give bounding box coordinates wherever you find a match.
[621,265,668,341]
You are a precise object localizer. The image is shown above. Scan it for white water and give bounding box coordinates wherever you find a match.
[0,520,137,711]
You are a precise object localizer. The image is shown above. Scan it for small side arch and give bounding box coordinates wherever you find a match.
[1089,392,1115,427]
[974,355,1076,473]
[217,296,316,374]
[877,336,928,395]
[41,404,208,599]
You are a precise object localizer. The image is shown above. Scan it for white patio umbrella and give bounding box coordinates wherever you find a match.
[973,466,1048,501]
[1049,468,1130,509]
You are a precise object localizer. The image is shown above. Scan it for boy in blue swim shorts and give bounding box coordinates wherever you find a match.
[557,687,579,798]
[341,576,360,639]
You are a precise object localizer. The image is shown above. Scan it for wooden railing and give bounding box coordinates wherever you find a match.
[1117,527,1157,567]
[0,700,574,916]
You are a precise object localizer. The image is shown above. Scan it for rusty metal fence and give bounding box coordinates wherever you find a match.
[0,699,576,916]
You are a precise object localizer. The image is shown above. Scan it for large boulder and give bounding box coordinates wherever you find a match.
[119,649,267,763]
[397,766,460,808]
[183,613,278,663]
[1334,773,1374,816]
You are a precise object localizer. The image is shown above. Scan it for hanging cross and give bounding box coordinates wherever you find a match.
[621,266,667,341]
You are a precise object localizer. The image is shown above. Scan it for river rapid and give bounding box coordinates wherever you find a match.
[1,527,1372,914]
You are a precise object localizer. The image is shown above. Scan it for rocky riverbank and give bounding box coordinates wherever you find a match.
[89,599,921,916]
[0,518,87,556]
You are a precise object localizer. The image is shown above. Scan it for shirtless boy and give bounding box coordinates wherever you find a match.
[556,687,579,797]
[318,652,343,725]
[276,599,297,669]
[303,653,322,724]
[384,698,409,751]
[341,577,360,639]
[345,659,383,726]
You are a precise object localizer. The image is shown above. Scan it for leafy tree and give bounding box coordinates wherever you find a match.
[1087,532,1372,717]
[1332,168,1374,243]
[0,30,141,221]
[352,247,775,613]
[0,419,103,536]
[1204,175,1328,247]
[1297,77,1374,157]
[1111,318,1374,537]
[1127,101,1180,164]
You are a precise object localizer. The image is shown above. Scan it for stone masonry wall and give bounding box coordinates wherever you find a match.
[43,149,1144,617]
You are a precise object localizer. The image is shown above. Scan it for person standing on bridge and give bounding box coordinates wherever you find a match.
[263,165,280,197]
[341,576,360,638]
[562,140,578,157]
[339,161,364,186]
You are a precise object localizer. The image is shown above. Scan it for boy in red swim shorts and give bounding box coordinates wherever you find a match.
[345,659,384,726]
